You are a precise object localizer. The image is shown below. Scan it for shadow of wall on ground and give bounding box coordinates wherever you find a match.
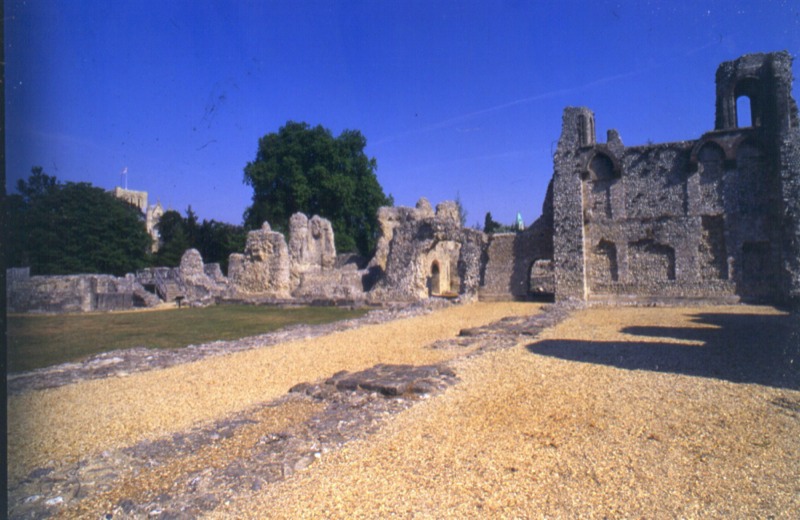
[526,311,800,390]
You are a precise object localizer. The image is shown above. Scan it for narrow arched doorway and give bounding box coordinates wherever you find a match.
[429,261,441,296]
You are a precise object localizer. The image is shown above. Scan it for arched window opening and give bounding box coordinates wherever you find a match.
[736,96,752,128]
[734,77,760,128]
[577,114,595,147]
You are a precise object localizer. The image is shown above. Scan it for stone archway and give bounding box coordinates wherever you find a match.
[527,259,555,297]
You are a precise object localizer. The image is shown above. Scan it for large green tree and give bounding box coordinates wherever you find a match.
[6,167,152,275]
[243,121,392,256]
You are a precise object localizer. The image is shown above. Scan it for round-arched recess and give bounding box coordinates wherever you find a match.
[697,141,725,181]
[588,153,617,182]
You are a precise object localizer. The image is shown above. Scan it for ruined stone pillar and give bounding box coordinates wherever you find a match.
[553,107,593,301]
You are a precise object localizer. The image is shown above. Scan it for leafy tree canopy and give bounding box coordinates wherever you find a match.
[156,207,246,273]
[155,210,191,267]
[6,167,152,276]
[16,166,58,201]
[243,121,392,256]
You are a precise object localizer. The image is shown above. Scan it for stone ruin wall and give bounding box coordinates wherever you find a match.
[8,204,474,313]
[552,51,800,305]
[559,131,745,303]
[178,249,230,303]
[228,222,292,298]
[226,213,365,301]
[369,199,486,302]
[370,198,434,272]
[287,213,367,300]
[217,202,488,304]
[289,213,336,286]
[7,268,142,313]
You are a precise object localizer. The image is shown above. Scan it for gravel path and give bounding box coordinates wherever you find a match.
[7,301,537,484]
[210,305,800,519]
[8,303,799,518]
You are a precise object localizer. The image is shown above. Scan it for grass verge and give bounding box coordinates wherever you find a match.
[7,305,367,373]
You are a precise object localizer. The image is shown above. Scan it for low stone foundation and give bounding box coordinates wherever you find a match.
[6,268,141,313]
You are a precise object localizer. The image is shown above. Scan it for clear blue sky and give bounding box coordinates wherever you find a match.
[5,0,799,228]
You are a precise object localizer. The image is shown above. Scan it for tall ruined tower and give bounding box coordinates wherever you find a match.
[713,51,800,302]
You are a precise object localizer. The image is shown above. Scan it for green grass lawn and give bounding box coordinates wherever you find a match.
[6,305,367,373]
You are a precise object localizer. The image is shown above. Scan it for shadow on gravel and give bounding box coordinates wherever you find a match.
[526,311,800,390]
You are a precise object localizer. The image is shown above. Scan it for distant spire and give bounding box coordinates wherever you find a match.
[515,212,524,231]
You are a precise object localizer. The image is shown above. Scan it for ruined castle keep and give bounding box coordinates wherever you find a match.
[7,52,799,312]
[551,51,800,305]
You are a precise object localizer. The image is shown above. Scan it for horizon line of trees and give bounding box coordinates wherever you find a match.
[4,167,247,276]
[481,211,524,234]
[5,170,521,278]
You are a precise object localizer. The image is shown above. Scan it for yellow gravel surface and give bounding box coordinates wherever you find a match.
[7,302,537,482]
[211,305,800,518]
[67,398,323,518]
